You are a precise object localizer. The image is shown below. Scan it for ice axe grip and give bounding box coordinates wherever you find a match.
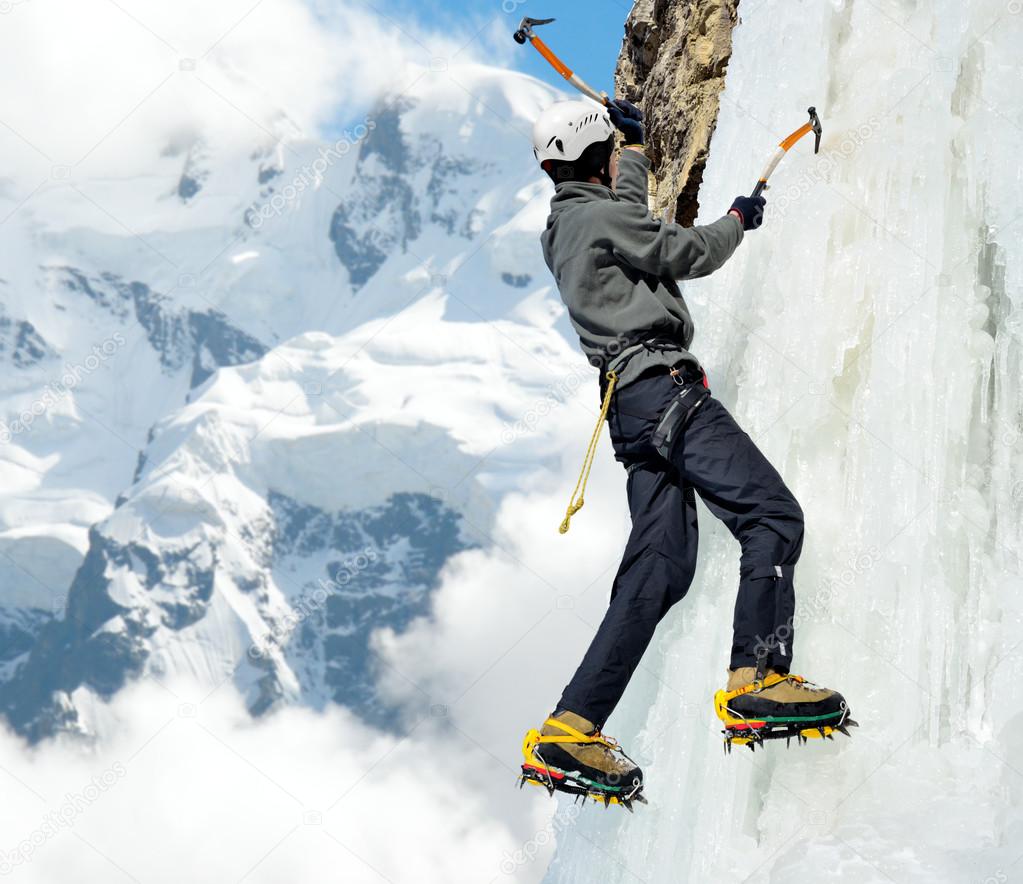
[750,107,822,198]
[531,35,575,81]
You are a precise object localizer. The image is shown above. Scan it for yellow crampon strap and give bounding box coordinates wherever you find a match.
[534,717,619,749]
[724,671,806,699]
[522,728,541,760]
[559,370,618,534]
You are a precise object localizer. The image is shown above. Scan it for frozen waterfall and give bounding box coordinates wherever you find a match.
[547,1,1023,880]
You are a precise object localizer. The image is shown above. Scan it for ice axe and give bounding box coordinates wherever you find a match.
[513,17,608,106]
[751,107,822,197]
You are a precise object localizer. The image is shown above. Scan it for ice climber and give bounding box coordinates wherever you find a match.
[519,99,854,809]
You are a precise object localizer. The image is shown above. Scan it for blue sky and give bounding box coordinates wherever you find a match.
[369,0,630,97]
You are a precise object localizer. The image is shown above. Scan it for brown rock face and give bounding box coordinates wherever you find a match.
[615,0,740,226]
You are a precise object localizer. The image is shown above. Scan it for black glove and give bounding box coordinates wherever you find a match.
[607,99,645,146]
[728,195,766,231]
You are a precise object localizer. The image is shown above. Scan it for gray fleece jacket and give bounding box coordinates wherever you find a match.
[541,149,743,387]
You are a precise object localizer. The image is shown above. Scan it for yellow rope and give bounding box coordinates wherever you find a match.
[559,370,618,534]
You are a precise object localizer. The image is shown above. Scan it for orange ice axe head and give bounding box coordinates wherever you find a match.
[513,16,608,107]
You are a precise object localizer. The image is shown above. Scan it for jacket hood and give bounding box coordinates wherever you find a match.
[545,180,618,228]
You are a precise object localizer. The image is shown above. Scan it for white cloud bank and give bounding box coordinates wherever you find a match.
[0,678,530,883]
[0,0,517,185]
[0,464,623,883]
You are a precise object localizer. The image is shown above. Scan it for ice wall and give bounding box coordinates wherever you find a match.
[547,1,1023,880]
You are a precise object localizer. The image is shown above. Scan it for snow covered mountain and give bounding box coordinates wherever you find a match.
[0,63,573,741]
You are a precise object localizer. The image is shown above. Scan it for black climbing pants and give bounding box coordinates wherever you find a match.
[557,367,804,729]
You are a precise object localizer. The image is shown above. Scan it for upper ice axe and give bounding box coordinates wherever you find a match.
[514,19,821,201]
[513,17,608,107]
[751,107,822,197]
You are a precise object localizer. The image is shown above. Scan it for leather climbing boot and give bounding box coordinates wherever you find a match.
[518,710,645,809]
[714,667,856,751]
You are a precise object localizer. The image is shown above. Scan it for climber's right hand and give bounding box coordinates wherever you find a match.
[607,99,645,146]
[728,195,766,231]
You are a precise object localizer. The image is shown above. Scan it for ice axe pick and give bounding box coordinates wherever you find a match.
[513,17,608,107]
[751,107,822,197]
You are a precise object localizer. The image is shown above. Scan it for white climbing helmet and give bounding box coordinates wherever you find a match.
[532,99,614,165]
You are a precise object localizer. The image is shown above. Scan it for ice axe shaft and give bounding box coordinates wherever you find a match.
[513,17,608,106]
[751,107,822,198]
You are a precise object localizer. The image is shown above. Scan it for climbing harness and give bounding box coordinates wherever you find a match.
[560,339,709,533]
[651,372,710,459]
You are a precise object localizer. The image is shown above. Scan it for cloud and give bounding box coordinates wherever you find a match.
[0,444,629,882]
[0,0,509,188]
[0,677,539,883]
[0,1,316,182]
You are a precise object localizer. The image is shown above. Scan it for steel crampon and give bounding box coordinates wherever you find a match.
[714,673,859,754]
[517,724,647,812]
